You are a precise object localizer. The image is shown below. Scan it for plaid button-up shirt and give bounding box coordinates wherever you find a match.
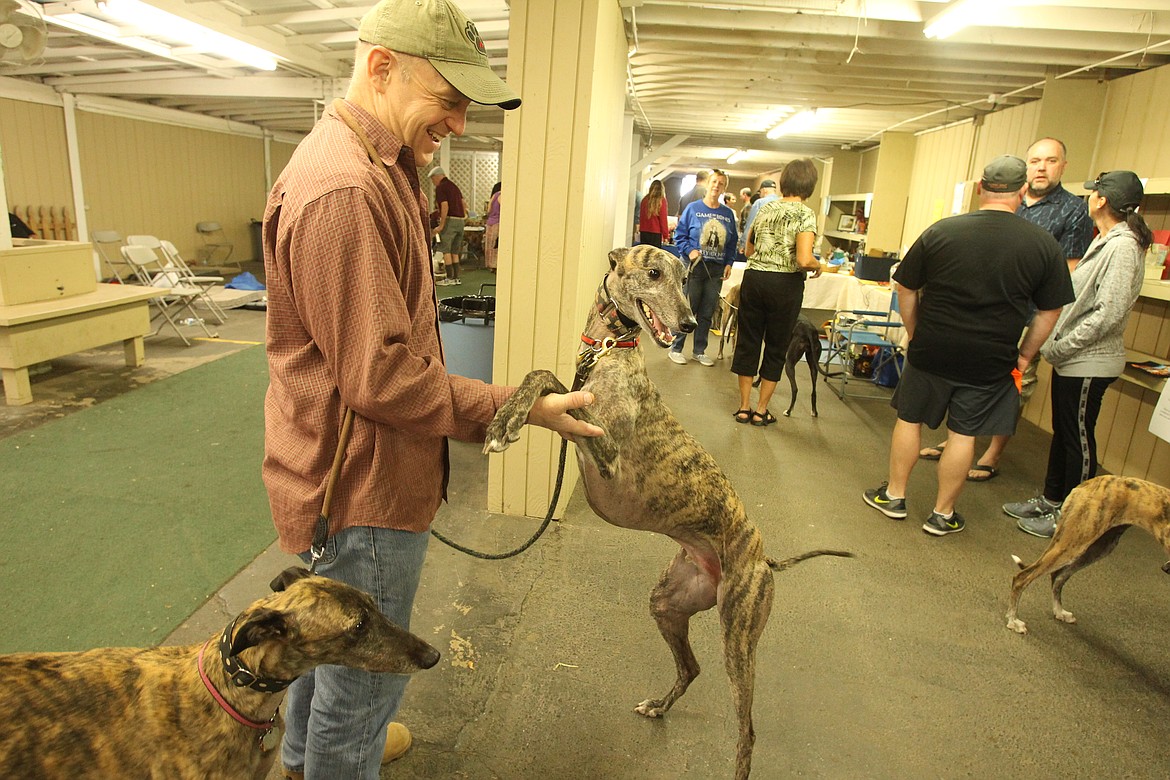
[262,101,511,553]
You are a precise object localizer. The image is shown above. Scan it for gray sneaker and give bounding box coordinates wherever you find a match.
[1017,511,1058,538]
[1003,495,1060,521]
[922,510,965,536]
[668,351,687,365]
[695,353,715,367]
[863,483,907,519]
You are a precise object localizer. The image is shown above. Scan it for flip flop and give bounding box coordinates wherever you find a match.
[734,409,753,424]
[919,443,946,461]
[967,464,999,482]
[751,410,777,427]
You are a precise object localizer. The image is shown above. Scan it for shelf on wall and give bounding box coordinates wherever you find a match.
[824,230,867,241]
[1122,348,1168,393]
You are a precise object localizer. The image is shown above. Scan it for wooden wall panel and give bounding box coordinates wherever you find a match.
[76,112,266,262]
[901,120,973,249]
[0,98,73,212]
[270,141,299,186]
[1093,66,1170,177]
[971,100,1040,169]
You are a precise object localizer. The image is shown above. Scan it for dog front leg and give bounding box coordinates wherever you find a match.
[483,370,616,477]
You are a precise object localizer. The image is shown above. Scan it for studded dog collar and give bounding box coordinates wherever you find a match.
[218,616,295,693]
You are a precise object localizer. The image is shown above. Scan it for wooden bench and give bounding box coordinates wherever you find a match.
[0,283,160,405]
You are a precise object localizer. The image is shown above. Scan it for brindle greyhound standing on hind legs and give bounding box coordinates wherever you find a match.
[484,245,852,779]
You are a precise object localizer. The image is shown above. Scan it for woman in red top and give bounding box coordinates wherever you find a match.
[638,179,669,247]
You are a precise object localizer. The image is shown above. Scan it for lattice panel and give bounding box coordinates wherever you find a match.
[448,153,475,212]
[422,151,500,218]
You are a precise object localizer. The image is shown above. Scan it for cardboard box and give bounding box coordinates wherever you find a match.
[0,239,96,306]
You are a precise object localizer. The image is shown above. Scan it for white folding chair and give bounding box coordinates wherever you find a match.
[195,221,240,270]
[91,229,130,282]
[127,235,228,324]
[120,245,218,346]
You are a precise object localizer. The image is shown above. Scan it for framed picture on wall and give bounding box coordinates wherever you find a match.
[837,214,857,232]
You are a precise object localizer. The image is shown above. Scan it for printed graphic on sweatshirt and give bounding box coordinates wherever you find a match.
[699,217,729,260]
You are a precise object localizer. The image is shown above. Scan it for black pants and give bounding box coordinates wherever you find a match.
[1044,371,1116,504]
[638,231,662,247]
[731,269,805,382]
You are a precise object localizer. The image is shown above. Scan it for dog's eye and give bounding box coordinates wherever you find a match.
[648,269,661,280]
[350,613,367,636]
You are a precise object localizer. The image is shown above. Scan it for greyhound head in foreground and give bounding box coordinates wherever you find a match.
[484,244,852,779]
[0,568,439,780]
[596,245,697,348]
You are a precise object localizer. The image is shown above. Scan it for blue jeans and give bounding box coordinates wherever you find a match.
[672,262,723,357]
[281,525,430,779]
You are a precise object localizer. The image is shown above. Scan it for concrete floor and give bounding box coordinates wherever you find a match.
[5,301,1170,779]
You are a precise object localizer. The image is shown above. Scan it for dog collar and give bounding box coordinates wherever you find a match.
[198,640,280,752]
[597,275,640,334]
[574,333,639,390]
[218,617,295,693]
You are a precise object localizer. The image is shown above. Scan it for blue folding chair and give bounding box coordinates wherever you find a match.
[820,291,904,400]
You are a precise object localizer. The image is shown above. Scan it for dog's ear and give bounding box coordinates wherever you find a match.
[269,566,314,592]
[230,608,290,656]
[607,247,629,271]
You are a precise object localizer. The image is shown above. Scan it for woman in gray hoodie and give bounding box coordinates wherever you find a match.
[1004,170,1153,537]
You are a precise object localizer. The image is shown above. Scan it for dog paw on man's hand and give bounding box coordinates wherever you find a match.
[527,391,605,439]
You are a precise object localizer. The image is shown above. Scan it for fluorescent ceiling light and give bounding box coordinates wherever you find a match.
[726,149,748,165]
[923,0,1008,40]
[99,0,278,70]
[49,0,280,70]
[766,109,817,140]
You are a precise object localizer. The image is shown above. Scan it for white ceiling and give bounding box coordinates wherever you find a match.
[5,0,1170,178]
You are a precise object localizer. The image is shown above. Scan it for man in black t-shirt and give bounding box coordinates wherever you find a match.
[862,155,1075,537]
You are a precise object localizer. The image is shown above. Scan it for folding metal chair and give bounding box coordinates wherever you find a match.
[91,229,130,282]
[126,235,228,324]
[119,245,218,346]
[195,221,240,270]
[820,292,904,400]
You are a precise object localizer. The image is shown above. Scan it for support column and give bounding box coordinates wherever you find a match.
[488,0,629,518]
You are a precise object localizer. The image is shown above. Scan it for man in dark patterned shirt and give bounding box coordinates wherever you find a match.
[921,137,1091,484]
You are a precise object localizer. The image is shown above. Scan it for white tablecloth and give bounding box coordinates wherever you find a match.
[720,265,893,314]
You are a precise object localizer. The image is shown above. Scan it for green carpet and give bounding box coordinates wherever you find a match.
[0,347,275,652]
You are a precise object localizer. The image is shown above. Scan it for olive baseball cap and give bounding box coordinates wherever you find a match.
[981,155,1027,193]
[1084,171,1145,212]
[358,0,521,110]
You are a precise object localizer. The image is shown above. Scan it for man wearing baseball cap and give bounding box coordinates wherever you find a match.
[863,154,1075,538]
[261,1,602,777]
[738,178,778,255]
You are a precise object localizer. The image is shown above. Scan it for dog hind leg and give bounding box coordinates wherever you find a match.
[1049,525,1129,624]
[635,548,718,718]
[1007,534,1089,633]
[783,345,800,417]
[805,342,820,417]
[719,560,774,780]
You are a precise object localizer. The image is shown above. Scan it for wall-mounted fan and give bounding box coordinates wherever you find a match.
[0,0,47,65]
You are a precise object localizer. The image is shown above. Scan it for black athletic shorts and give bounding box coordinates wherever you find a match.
[891,361,1019,436]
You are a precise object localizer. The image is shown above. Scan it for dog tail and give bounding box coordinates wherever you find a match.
[767,549,854,571]
[1011,554,1025,570]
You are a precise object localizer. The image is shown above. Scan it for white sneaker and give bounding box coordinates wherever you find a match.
[668,351,687,365]
[695,354,715,367]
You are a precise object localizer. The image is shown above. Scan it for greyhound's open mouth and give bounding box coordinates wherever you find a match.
[637,299,676,347]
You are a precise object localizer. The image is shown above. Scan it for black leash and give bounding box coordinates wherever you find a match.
[429,437,569,559]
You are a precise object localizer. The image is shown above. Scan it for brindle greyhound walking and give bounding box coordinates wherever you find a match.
[0,568,439,780]
[1006,475,1170,635]
[484,245,852,779]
